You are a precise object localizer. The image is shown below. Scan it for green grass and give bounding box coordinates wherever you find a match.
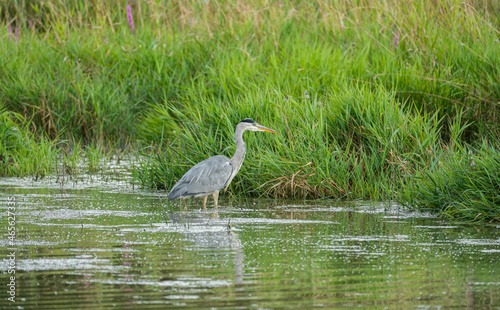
[0,105,112,178]
[0,105,56,178]
[2,0,499,143]
[1,0,500,221]
[403,143,500,222]
[134,85,443,200]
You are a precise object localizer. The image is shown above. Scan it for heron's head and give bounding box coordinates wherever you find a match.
[238,118,277,133]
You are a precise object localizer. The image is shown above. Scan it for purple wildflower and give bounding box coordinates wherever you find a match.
[15,27,20,41]
[8,24,13,40]
[127,4,134,33]
[393,32,400,49]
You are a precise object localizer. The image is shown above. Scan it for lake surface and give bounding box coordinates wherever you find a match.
[1,177,499,309]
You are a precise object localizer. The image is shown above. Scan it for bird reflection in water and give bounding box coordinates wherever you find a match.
[166,209,245,285]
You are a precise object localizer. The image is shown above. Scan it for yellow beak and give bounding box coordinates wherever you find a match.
[257,124,277,133]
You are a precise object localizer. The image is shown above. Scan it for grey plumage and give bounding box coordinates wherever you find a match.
[168,155,233,200]
[168,118,277,210]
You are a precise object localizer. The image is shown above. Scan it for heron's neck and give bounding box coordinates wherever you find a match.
[223,124,248,190]
[231,125,246,170]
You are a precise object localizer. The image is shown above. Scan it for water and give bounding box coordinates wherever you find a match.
[1,178,499,309]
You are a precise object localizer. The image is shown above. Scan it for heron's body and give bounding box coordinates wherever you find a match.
[168,119,276,210]
[168,155,232,201]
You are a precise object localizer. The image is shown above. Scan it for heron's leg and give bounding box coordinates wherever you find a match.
[212,191,219,209]
[203,196,208,211]
[211,191,220,218]
[183,200,187,211]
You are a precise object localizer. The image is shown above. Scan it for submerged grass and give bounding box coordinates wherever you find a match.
[1,0,500,220]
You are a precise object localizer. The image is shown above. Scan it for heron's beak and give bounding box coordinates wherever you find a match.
[257,124,277,133]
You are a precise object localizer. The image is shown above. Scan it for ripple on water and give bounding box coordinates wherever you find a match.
[1,183,499,309]
[0,258,126,272]
[456,238,500,246]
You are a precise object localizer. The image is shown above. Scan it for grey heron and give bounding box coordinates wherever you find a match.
[168,118,277,210]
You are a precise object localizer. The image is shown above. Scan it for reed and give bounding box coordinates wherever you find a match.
[0,105,57,178]
[403,143,500,222]
[133,85,443,200]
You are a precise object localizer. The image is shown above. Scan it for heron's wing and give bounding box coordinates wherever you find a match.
[168,155,233,200]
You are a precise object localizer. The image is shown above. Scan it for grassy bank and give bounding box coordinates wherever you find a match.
[0,105,120,178]
[0,105,56,177]
[404,143,500,222]
[1,0,499,221]
[134,86,444,199]
[2,0,499,142]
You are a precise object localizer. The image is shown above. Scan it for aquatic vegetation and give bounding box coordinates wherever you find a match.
[0,105,116,179]
[0,105,56,178]
[403,143,500,222]
[83,143,107,173]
